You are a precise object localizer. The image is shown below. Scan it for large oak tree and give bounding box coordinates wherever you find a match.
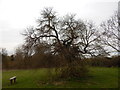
[23,8,107,62]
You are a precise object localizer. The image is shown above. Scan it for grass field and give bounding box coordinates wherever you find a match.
[2,67,118,88]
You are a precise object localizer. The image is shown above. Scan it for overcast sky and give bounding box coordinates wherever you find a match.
[0,0,118,55]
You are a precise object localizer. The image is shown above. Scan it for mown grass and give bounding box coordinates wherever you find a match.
[0,70,2,89]
[2,67,118,88]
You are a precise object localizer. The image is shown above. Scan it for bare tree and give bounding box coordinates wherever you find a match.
[1,48,8,56]
[23,8,107,62]
[100,12,120,53]
[15,46,24,60]
[77,21,103,57]
[22,7,110,78]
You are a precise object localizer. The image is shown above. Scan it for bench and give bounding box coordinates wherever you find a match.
[10,76,16,84]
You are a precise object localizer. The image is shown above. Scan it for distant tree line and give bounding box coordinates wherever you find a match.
[1,47,119,70]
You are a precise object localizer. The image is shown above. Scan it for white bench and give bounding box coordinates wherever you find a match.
[10,76,16,84]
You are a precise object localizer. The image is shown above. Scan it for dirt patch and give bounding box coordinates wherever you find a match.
[38,80,66,86]
[52,81,66,86]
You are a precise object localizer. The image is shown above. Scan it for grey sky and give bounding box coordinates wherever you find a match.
[0,0,118,54]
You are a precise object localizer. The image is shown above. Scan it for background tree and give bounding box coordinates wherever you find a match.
[1,48,8,56]
[1,48,9,69]
[100,12,120,54]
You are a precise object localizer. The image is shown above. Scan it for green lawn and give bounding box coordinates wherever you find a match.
[0,70,2,89]
[2,67,118,88]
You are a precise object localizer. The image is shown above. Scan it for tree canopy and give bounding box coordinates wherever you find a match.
[23,8,108,61]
